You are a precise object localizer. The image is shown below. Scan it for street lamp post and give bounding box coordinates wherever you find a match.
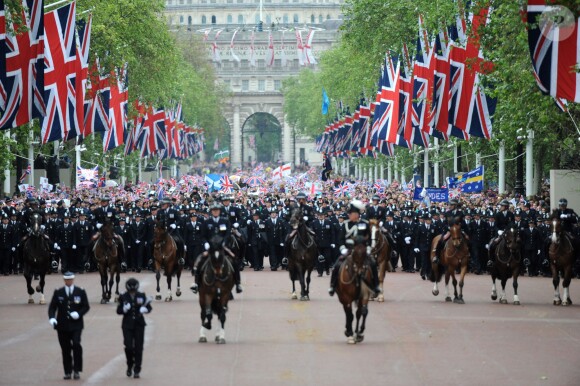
[514,131,525,196]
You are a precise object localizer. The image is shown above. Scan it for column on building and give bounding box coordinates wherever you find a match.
[282,118,293,165]
[232,103,242,168]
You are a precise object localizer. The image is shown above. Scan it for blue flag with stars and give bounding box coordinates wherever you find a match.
[460,166,484,193]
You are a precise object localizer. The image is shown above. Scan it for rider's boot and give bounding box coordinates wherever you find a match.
[190,268,200,294]
[487,238,497,268]
[328,260,341,296]
[234,264,243,293]
[433,237,444,264]
[370,260,382,296]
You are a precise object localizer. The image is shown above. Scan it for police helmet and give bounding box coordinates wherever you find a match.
[348,200,366,214]
[209,202,223,211]
[559,198,568,207]
[125,278,139,292]
[372,195,380,201]
[296,192,307,200]
[499,199,510,207]
[449,199,459,206]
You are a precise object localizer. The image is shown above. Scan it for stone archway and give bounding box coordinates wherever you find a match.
[241,113,282,167]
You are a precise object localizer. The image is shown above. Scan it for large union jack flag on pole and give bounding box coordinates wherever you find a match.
[83,59,110,136]
[41,1,77,143]
[0,0,45,129]
[103,65,128,152]
[74,14,92,139]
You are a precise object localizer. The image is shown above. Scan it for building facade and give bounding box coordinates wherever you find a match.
[164,0,343,168]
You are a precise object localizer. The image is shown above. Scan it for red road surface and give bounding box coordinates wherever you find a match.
[0,268,579,386]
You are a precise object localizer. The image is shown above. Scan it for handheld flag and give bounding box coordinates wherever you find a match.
[322,88,330,115]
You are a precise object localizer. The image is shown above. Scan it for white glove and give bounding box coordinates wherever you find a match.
[123,303,131,313]
[414,248,420,253]
[184,245,187,251]
[96,223,102,229]
[54,243,59,249]
[49,318,57,327]
[560,214,568,219]
[139,306,148,314]
[233,222,239,228]
[404,237,411,244]
[11,247,15,251]
[69,311,79,320]
[537,250,541,255]
[247,219,252,225]
[72,245,77,250]
[485,244,489,249]
[340,246,348,256]
[170,224,177,229]
[40,225,45,230]
[204,242,210,251]
[303,216,308,221]
[497,230,504,236]
[280,243,284,246]
[135,240,140,244]
[331,244,335,248]
[379,221,384,227]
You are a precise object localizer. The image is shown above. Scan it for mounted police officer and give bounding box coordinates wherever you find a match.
[296,192,315,225]
[545,198,579,261]
[328,200,381,297]
[487,199,515,267]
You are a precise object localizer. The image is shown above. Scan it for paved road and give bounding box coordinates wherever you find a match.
[0,268,579,386]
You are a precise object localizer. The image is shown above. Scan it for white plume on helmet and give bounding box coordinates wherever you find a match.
[350,199,366,213]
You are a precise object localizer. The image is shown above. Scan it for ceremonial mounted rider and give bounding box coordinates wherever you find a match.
[545,198,579,261]
[487,199,515,267]
[328,200,381,297]
[366,195,386,222]
[433,199,467,263]
[221,195,242,225]
[296,192,315,225]
[92,196,117,229]
[190,202,243,294]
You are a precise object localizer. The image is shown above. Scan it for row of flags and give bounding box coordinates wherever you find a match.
[0,0,205,159]
[315,4,496,158]
[206,28,317,66]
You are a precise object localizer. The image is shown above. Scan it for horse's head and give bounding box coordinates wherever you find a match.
[154,221,168,242]
[368,219,379,248]
[550,216,562,244]
[289,208,303,230]
[30,213,42,236]
[208,235,226,260]
[449,223,464,248]
[505,227,521,252]
[351,236,368,265]
[100,222,116,248]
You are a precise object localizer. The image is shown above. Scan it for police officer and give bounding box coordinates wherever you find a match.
[0,213,16,275]
[183,208,206,270]
[74,210,94,272]
[129,210,147,272]
[296,192,315,224]
[488,199,515,266]
[115,215,131,271]
[312,208,335,277]
[469,209,490,275]
[116,278,152,379]
[56,212,76,273]
[92,196,116,227]
[366,195,386,222]
[47,272,90,380]
[400,211,417,272]
[522,219,542,276]
[266,209,288,270]
[414,213,435,280]
[328,200,381,296]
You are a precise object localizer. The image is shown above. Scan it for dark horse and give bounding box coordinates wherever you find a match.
[93,221,123,304]
[286,208,317,301]
[152,221,183,301]
[335,237,373,344]
[22,213,51,304]
[369,219,392,302]
[548,215,576,306]
[198,235,235,344]
[430,222,470,304]
[490,227,522,305]
[226,224,246,271]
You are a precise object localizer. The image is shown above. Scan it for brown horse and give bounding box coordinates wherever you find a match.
[287,208,317,301]
[22,213,51,304]
[490,227,522,305]
[152,222,183,301]
[430,223,470,304]
[335,237,373,344]
[368,219,392,302]
[548,216,576,306]
[93,221,122,304]
[198,235,235,344]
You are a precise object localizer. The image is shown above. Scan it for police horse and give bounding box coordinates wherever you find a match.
[430,222,470,304]
[198,235,235,344]
[287,208,317,301]
[93,221,123,304]
[152,221,183,301]
[335,237,374,344]
[490,227,522,305]
[548,215,576,306]
[22,213,51,304]
[369,219,392,302]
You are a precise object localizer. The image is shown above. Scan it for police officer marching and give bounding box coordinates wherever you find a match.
[116,278,152,379]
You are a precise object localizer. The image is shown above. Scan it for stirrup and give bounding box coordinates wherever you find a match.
[487,260,493,267]
[235,284,243,294]
[190,284,198,294]
[281,257,288,265]
[328,287,335,296]
[178,258,185,266]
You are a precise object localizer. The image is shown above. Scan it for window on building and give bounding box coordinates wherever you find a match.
[238,15,244,24]
[201,15,207,24]
[241,60,249,68]
[237,0,243,3]
[210,0,217,3]
[319,14,323,23]
[227,0,233,3]
[227,14,233,24]
[274,80,281,91]
[188,16,192,25]
[179,15,184,24]
[258,80,265,91]
[255,14,260,24]
[283,14,288,23]
[257,59,265,68]
[293,0,298,3]
[293,14,299,23]
[274,59,281,67]
[224,80,231,89]
[211,15,216,24]
[266,15,271,24]
[327,14,331,20]
[311,14,315,23]
[242,80,249,91]
[179,0,184,4]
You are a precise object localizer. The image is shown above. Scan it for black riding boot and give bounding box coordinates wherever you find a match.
[370,260,381,295]
[434,237,444,263]
[190,268,201,294]
[328,260,342,296]
[487,238,498,268]
[233,264,243,293]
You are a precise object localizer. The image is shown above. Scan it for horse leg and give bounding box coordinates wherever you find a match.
[114,269,120,302]
[290,270,298,300]
[100,270,108,304]
[107,270,114,300]
[552,265,562,305]
[155,270,162,300]
[165,274,173,302]
[562,266,573,306]
[513,270,520,305]
[356,303,368,343]
[455,263,468,304]
[451,273,461,304]
[199,309,208,343]
[305,268,312,300]
[491,275,498,301]
[299,267,308,301]
[343,304,355,344]
[216,305,227,344]
[37,274,46,305]
[204,306,213,330]
[175,268,182,297]
[25,272,34,304]
[499,278,508,304]
[377,261,386,302]
[444,272,452,302]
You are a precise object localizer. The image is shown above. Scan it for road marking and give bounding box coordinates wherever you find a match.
[0,322,46,349]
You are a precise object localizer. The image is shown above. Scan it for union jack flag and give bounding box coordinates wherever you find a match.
[41,2,77,144]
[220,175,234,193]
[333,183,350,197]
[125,100,149,156]
[1,0,7,111]
[398,44,414,149]
[135,107,166,157]
[371,53,399,156]
[84,59,110,136]
[103,65,128,152]
[99,171,106,187]
[266,31,274,67]
[0,0,45,129]
[73,14,92,139]
[527,0,580,103]
[19,163,31,183]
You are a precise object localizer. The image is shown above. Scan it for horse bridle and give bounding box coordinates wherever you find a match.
[203,250,234,286]
[496,229,521,264]
[370,225,386,255]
